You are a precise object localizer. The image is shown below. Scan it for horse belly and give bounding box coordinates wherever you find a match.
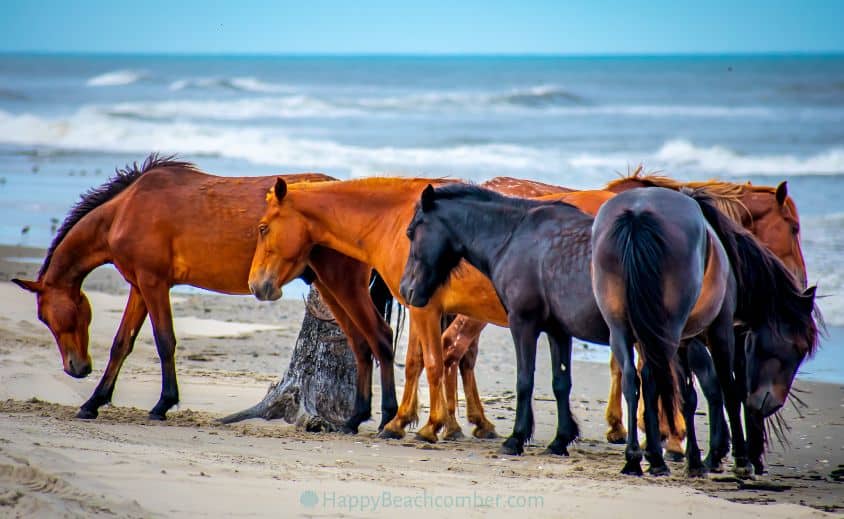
[682,233,730,338]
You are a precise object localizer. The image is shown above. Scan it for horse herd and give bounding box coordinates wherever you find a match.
[13,153,820,478]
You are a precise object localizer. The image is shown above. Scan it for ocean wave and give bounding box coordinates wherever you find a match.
[86,70,145,87]
[0,108,562,178]
[169,76,291,93]
[571,139,844,176]
[105,96,361,120]
[98,96,781,122]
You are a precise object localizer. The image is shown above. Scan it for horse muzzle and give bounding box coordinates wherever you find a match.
[64,356,92,379]
[249,279,282,301]
[747,388,784,418]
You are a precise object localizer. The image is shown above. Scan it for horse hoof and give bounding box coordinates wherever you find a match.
[76,408,98,420]
[339,424,359,435]
[734,464,753,480]
[442,428,465,441]
[665,450,685,463]
[686,465,707,478]
[376,428,405,440]
[148,412,167,421]
[472,427,499,440]
[648,464,671,477]
[621,462,643,476]
[414,431,438,444]
[542,446,569,457]
[499,438,524,456]
[704,456,725,474]
[606,429,627,445]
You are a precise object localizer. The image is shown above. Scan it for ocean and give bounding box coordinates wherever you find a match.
[0,54,842,382]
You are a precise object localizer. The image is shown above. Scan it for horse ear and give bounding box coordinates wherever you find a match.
[775,181,788,206]
[274,177,288,201]
[421,184,436,212]
[12,278,42,293]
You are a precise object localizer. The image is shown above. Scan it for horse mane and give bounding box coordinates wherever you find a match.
[431,182,577,211]
[39,153,197,278]
[684,189,820,356]
[605,166,752,224]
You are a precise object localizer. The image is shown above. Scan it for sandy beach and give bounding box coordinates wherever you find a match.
[0,244,842,518]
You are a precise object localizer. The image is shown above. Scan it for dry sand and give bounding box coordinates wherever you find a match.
[0,245,842,518]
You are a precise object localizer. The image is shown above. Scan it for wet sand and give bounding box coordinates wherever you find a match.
[0,244,842,517]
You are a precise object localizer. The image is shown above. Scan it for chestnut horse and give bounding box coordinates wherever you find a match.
[13,155,397,433]
[250,177,524,442]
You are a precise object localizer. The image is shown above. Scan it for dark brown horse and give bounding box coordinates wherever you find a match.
[592,187,818,475]
[13,155,397,433]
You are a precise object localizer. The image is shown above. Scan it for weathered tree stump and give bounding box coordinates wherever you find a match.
[220,286,357,431]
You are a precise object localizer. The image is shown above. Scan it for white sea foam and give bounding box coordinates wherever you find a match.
[86,70,145,87]
[571,139,844,176]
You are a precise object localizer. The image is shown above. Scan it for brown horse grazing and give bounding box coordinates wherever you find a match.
[249,177,515,442]
[13,155,397,432]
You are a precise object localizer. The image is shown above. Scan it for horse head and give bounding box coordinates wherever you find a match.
[12,278,93,378]
[745,285,819,418]
[400,184,463,307]
[248,178,314,301]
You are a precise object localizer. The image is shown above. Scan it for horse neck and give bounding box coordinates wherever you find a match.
[438,199,528,278]
[287,185,419,286]
[41,206,112,292]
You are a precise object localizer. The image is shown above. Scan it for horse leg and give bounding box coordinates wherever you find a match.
[441,327,463,440]
[309,249,398,430]
[413,309,449,443]
[640,361,670,476]
[313,282,374,434]
[677,346,705,477]
[735,333,765,475]
[687,337,730,472]
[136,278,179,420]
[612,327,643,476]
[379,322,422,439]
[708,314,751,477]
[605,352,627,444]
[78,286,148,419]
[545,331,578,456]
[443,316,496,439]
[500,316,539,456]
[459,337,497,439]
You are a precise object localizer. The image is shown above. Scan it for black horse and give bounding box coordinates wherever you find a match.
[593,187,819,476]
[397,184,727,473]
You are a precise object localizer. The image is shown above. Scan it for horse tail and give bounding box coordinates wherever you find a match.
[610,209,680,435]
[369,270,403,353]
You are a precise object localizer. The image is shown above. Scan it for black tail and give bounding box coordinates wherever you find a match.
[369,270,404,352]
[610,209,680,434]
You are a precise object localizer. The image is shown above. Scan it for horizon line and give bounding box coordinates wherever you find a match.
[2,50,843,58]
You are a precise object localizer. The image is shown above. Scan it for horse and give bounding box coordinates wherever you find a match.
[592,187,818,475]
[399,183,615,457]
[12,155,398,433]
[249,176,521,442]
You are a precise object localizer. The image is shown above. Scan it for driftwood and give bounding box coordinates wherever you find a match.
[219,286,358,431]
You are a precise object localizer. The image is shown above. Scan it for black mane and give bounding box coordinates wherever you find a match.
[687,189,821,355]
[39,153,196,278]
[431,182,577,211]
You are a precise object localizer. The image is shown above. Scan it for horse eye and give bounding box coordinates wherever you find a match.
[792,223,800,235]
[258,223,269,237]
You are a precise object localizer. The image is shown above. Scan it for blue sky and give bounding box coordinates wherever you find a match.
[2,0,842,55]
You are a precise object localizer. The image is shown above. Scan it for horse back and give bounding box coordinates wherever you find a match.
[106,168,332,292]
